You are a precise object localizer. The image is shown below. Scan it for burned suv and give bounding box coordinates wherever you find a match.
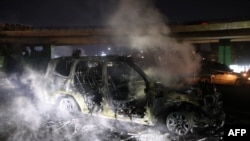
[43,56,224,136]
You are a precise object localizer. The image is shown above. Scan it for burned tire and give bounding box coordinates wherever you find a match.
[58,97,80,112]
[165,112,193,136]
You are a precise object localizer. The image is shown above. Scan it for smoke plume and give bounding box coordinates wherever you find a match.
[0,67,172,141]
[0,0,203,141]
[107,0,201,87]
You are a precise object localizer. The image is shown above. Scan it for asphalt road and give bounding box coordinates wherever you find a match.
[215,84,250,125]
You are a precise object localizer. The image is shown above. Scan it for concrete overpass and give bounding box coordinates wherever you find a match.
[171,20,250,43]
[1,20,250,45]
[1,20,250,65]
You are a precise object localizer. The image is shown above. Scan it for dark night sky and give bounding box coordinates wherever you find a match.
[155,0,250,23]
[0,0,250,26]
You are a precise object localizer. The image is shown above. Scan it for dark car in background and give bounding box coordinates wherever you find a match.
[199,60,249,86]
[43,56,225,137]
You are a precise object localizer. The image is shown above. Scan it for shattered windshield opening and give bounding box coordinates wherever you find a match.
[74,60,103,113]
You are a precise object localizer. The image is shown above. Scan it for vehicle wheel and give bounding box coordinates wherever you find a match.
[58,97,79,112]
[166,112,193,136]
[234,79,241,86]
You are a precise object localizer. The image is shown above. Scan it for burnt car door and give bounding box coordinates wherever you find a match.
[73,60,104,113]
[44,58,75,92]
[105,61,149,123]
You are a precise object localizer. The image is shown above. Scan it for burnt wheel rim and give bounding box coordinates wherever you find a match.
[166,112,192,136]
[59,98,75,112]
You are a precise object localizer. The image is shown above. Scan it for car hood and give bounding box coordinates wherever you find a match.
[151,81,202,105]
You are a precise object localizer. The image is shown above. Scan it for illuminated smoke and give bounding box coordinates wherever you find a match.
[0,0,203,140]
[107,0,201,87]
[0,68,172,141]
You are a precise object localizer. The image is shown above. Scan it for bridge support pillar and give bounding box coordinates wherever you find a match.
[218,39,231,65]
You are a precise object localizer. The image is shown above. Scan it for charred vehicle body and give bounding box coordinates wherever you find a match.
[43,56,225,137]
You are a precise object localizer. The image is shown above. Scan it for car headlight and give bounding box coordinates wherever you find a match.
[243,73,247,77]
[248,77,250,81]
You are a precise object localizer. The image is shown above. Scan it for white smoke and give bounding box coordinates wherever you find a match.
[107,0,201,87]
[0,0,203,140]
[0,67,172,141]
